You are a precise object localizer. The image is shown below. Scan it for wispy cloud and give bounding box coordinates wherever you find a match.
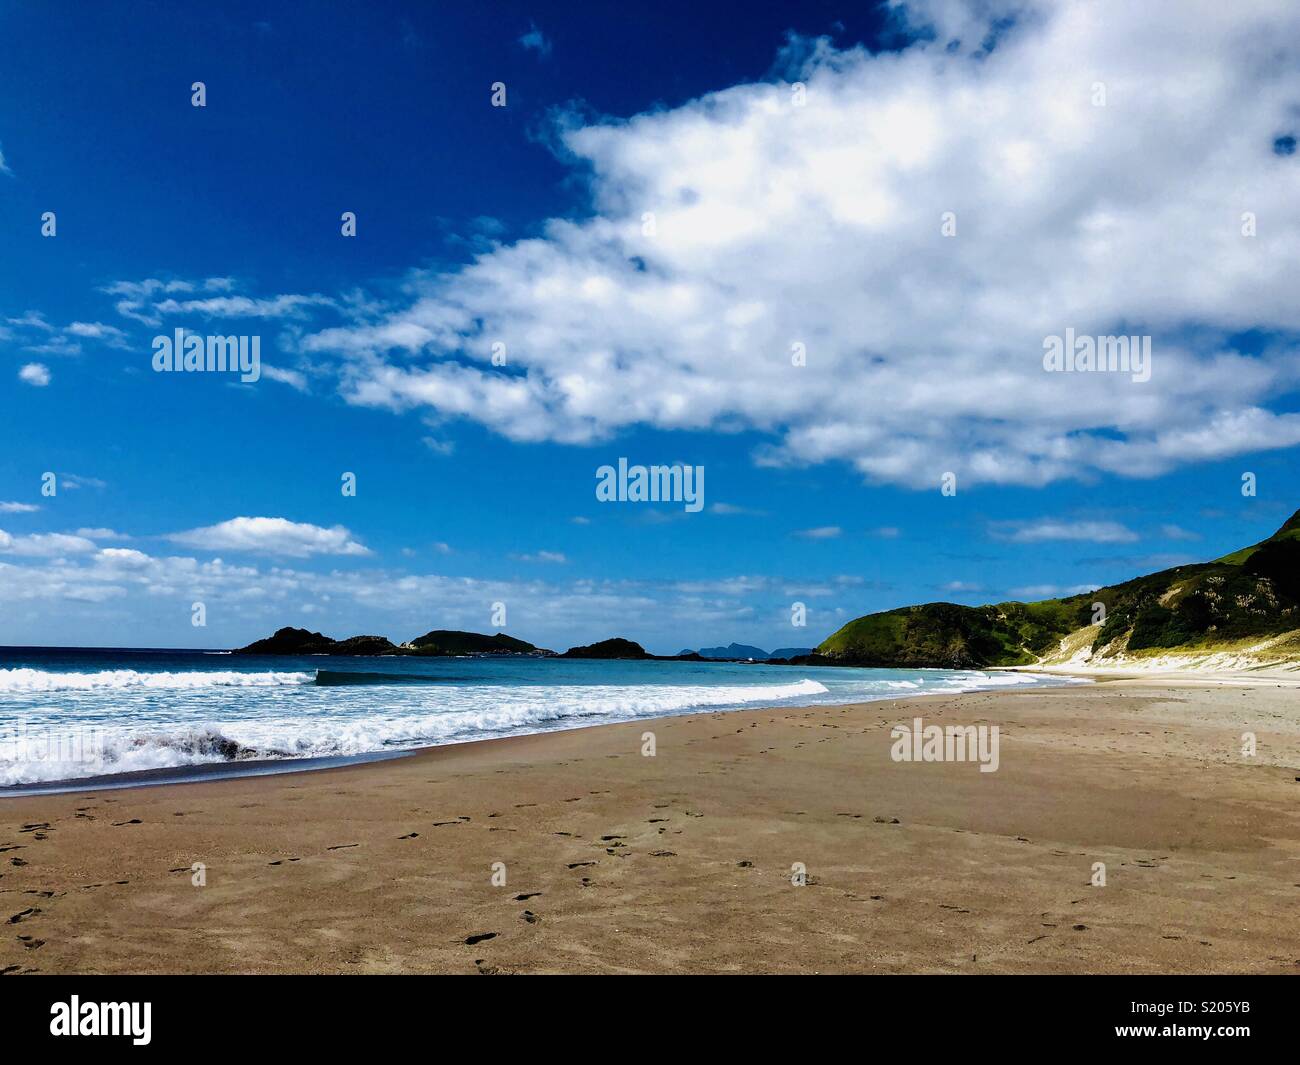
[711,502,767,516]
[518,22,552,58]
[989,519,1139,544]
[512,550,567,564]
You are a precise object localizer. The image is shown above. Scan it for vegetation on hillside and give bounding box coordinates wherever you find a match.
[816,509,1300,668]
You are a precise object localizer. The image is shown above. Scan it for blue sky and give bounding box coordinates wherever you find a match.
[1,0,1298,653]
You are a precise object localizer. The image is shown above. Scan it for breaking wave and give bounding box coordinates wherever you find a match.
[0,668,314,693]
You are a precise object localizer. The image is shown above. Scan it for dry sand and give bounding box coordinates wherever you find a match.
[2,679,1298,974]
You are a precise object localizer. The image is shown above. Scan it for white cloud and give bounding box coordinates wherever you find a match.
[95,547,152,566]
[18,363,50,387]
[0,502,40,514]
[58,473,107,490]
[153,294,332,319]
[0,548,862,654]
[24,335,81,357]
[7,312,53,331]
[519,23,552,57]
[421,435,455,455]
[298,0,1300,488]
[168,517,371,558]
[711,502,767,516]
[513,550,567,563]
[0,530,97,557]
[260,365,310,392]
[990,518,1138,543]
[794,525,842,539]
[101,277,308,326]
[66,321,130,348]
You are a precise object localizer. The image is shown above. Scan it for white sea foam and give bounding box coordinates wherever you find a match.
[0,668,314,692]
[0,678,829,784]
[0,668,1083,787]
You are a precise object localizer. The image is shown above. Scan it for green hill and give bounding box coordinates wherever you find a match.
[816,509,1300,668]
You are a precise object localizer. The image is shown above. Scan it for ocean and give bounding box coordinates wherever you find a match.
[0,647,1083,788]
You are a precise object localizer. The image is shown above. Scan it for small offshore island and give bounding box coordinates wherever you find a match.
[235,509,1300,673]
[232,627,711,661]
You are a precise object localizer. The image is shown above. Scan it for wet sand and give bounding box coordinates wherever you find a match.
[1,680,1297,974]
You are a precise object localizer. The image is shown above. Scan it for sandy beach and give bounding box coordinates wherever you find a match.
[2,678,1297,975]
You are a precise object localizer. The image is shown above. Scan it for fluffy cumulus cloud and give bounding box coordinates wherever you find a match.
[295,0,1300,488]
[18,362,51,386]
[0,530,97,557]
[167,517,372,558]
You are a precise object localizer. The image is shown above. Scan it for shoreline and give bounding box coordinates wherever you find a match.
[0,668,1083,796]
[2,658,1293,799]
[2,677,1297,974]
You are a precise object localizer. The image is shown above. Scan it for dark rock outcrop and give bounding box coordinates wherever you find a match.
[402,630,541,656]
[560,638,651,659]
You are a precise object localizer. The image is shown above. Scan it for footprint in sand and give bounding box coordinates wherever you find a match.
[326,844,359,851]
[514,892,542,901]
[111,819,142,827]
[567,861,597,869]
[7,907,40,924]
[464,932,497,945]
[521,911,540,924]
[398,833,420,840]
